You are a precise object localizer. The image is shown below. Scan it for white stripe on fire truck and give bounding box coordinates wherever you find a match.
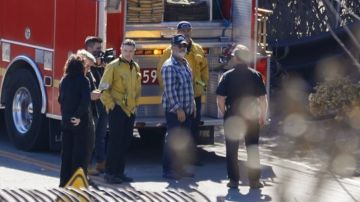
[0,39,54,52]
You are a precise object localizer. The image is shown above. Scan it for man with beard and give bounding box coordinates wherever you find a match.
[157,21,208,166]
[161,34,196,180]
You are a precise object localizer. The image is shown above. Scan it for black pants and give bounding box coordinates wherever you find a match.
[225,119,261,183]
[59,125,92,187]
[105,105,135,177]
[191,96,202,143]
[87,116,96,166]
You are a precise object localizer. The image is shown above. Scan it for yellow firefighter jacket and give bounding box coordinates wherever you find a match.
[99,57,142,117]
[156,40,209,97]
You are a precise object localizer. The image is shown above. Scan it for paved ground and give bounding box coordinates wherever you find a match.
[1,128,360,202]
[1,106,360,201]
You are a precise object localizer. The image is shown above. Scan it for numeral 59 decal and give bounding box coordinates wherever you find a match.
[140,68,158,85]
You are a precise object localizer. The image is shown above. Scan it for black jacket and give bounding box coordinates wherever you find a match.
[58,74,91,129]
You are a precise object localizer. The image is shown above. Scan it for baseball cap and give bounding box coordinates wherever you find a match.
[177,21,192,30]
[171,34,188,46]
[231,44,251,63]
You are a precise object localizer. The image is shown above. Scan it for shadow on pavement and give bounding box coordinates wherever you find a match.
[217,188,272,202]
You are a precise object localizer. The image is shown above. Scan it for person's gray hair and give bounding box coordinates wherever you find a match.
[231,44,252,64]
[77,49,96,63]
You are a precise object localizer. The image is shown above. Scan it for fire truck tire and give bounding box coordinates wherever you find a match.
[4,68,47,151]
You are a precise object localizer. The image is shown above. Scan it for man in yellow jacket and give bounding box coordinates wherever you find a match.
[157,21,209,165]
[99,39,142,184]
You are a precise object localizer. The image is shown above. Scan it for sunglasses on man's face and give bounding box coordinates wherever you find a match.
[177,44,188,49]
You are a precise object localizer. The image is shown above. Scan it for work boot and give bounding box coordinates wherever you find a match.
[104,174,122,184]
[88,161,105,176]
[249,181,264,189]
[95,161,106,173]
[162,172,181,180]
[120,175,134,182]
[226,180,239,189]
[88,166,100,176]
[192,159,204,166]
[179,169,195,178]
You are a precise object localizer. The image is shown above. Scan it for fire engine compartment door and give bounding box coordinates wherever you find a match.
[1,0,55,48]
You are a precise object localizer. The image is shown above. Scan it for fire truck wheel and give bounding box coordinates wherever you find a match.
[4,68,47,151]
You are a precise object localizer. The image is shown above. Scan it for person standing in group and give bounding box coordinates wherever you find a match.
[58,54,91,187]
[161,34,196,180]
[216,44,268,189]
[84,36,109,175]
[76,49,99,176]
[157,21,208,165]
[99,39,142,184]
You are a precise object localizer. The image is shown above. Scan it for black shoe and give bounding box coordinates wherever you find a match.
[179,170,195,178]
[104,174,122,184]
[162,172,181,180]
[249,181,264,189]
[120,175,134,182]
[227,180,239,188]
[192,160,204,167]
[88,178,99,190]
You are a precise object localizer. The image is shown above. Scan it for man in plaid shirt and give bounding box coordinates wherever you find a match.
[161,34,196,180]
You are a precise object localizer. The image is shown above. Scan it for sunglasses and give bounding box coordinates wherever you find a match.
[177,44,188,49]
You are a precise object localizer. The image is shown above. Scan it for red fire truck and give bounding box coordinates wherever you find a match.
[0,0,271,150]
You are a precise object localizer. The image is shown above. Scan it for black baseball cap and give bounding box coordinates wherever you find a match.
[171,34,188,46]
[177,21,192,30]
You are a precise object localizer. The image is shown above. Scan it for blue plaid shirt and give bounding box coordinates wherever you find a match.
[161,56,195,115]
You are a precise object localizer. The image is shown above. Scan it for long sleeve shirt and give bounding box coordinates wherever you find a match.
[157,40,209,97]
[58,74,91,127]
[99,57,142,116]
[161,56,195,115]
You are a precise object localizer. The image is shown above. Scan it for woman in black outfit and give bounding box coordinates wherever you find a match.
[58,54,91,187]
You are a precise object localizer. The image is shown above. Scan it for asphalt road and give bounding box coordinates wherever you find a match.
[0,111,360,202]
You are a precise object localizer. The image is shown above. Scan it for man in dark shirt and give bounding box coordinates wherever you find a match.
[216,44,268,189]
[84,36,109,175]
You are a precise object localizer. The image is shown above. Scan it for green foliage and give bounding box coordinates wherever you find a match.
[309,77,360,118]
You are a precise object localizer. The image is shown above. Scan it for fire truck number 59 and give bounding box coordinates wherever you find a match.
[141,68,158,85]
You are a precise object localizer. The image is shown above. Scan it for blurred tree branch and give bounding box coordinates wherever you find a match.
[258,0,360,43]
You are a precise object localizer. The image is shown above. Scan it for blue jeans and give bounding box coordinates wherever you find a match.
[94,101,108,163]
[162,112,193,175]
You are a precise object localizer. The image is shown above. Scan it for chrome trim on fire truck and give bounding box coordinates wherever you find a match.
[46,113,62,120]
[1,56,47,114]
[135,41,232,49]
[0,39,54,52]
[98,0,107,47]
[126,22,231,31]
[135,116,223,127]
